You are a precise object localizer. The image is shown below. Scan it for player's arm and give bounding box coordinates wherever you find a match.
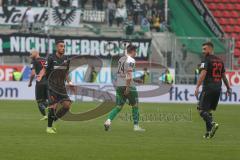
[222,72,232,96]
[124,69,133,95]
[65,58,73,85]
[37,58,49,82]
[65,72,76,94]
[37,67,46,82]
[124,60,135,95]
[195,61,208,96]
[66,74,73,85]
[194,69,207,97]
[28,69,35,87]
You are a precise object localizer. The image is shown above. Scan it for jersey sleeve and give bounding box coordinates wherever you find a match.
[127,58,135,72]
[66,56,71,71]
[30,61,34,70]
[46,55,53,71]
[30,60,36,70]
[222,62,225,74]
[199,59,209,72]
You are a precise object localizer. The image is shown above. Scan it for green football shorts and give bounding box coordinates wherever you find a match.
[116,86,138,106]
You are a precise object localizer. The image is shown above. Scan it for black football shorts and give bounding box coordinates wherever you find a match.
[197,88,221,111]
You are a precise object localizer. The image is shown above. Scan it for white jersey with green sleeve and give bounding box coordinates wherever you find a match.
[116,55,135,86]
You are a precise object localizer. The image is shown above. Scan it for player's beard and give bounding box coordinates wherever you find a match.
[203,52,209,57]
[58,50,65,56]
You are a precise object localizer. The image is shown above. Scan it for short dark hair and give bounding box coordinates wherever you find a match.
[202,42,214,48]
[127,44,137,52]
[56,40,64,45]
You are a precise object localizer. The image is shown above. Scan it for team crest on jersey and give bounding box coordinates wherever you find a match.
[200,63,205,68]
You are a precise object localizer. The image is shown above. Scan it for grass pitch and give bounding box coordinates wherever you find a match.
[0,101,239,160]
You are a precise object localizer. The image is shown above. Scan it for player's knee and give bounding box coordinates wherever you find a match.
[38,100,47,108]
[199,110,204,117]
[49,103,57,109]
[199,110,209,118]
[62,101,71,109]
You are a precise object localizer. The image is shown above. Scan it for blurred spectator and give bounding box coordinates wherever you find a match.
[151,14,160,32]
[125,0,134,11]
[164,68,173,84]
[10,0,19,5]
[24,6,35,33]
[26,0,38,6]
[59,0,70,7]
[38,0,47,6]
[124,14,134,37]
[52,0,59,7]
[114,0,119,5]
[141,0,150,17]
[151,0,160,16]
[12,68,22,81]
[92,0,97,9]
[132,0,142,25]
[98,0,104,10]
[141,16,150,33]
[90,66,97,82]
[141,68,150,84]
[115,4,127,27]
[92,0,103,10]
[80,0,88,9]
[107,0,116,27]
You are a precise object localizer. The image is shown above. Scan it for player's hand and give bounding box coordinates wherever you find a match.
[28,83,32,87]
[124,87,130,96]
[226,88,232,96]
[68,82,76,95]
[36,75,42,82]
[134,79,144,84]
[194,87,199,97]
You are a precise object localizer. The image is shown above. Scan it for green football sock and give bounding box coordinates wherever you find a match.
[132,107,139,125]
[108,106,122,121]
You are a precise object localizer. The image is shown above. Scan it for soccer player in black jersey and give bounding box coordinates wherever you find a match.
[194,42,232,139]
[28,50,48,121]
[38,40,74,134]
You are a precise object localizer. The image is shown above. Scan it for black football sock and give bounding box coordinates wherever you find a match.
[48,108,56,127]
[209,113,213,121]
[38,102,46,116]
[200,111,213,132]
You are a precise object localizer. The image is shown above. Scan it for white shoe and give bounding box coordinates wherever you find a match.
[133,125,145,132]
[104,119,111,131]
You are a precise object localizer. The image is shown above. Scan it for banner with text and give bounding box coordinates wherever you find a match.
[0,33,151,59]
[0,6,81,27]
[0,82,239,104]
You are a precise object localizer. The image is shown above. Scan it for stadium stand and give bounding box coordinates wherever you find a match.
[204,0,240,68]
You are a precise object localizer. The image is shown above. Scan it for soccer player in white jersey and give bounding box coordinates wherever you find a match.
[104,44,145,132]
